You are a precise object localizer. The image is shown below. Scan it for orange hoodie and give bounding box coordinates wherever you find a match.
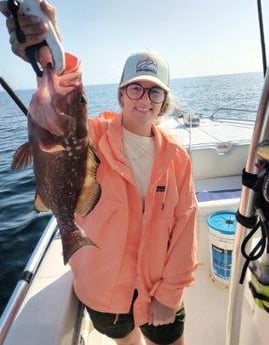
[70,112,198,326]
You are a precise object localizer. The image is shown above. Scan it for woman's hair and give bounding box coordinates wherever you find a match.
[159,92,177,117]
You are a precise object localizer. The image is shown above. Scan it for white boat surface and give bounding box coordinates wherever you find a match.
[160,107,255,187]
[1,103,268,345]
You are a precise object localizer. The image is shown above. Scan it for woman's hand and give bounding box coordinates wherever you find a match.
[148,297,176,326]
[0,1,61,65]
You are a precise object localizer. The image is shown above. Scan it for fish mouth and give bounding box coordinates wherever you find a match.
[30,68,62,136]
[29,53,82,137]
[46,62,54,70]
[43,60,82,97]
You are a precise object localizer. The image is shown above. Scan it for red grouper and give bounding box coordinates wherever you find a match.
[12,52,101,264]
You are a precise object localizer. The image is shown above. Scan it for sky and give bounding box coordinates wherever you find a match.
[0,0,269,90]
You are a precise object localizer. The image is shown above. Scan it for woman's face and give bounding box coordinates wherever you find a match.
[120,80,165,136]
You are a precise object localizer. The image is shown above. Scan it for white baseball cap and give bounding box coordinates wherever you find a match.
[119,51,170,91]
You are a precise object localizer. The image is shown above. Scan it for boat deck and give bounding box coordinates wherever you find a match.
[159,116,254,147]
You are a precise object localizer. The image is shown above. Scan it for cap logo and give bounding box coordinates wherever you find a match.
[136,57,157,75]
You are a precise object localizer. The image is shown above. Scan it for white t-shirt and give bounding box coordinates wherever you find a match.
[122,128,155,200]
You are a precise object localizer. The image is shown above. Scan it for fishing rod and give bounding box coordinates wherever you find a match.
[226,77,269,345]
[226,1,269,344]
[0,77,28,116]
[257,0,267,77]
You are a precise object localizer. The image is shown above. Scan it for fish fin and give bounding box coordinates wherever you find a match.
[75,145,101,216]
[34,193,50,212]
[11,142,33,169]
[61,224,99,265]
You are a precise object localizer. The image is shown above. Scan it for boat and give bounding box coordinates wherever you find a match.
[1,2,269,345]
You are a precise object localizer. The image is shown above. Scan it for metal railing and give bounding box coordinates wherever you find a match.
[187,106,256,155]
[209,107,257,122]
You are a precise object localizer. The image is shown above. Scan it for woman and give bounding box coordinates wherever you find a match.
[0,2,198,344]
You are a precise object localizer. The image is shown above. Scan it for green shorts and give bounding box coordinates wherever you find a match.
[86,294,185,345]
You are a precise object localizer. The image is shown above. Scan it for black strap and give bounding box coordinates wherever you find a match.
[241,168,258,189]
[236,210,258,229]
[237,166,269,284]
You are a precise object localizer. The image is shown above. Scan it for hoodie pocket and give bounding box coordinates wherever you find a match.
[76,196,126,245]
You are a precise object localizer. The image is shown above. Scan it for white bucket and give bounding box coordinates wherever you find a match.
[207,211,237,287]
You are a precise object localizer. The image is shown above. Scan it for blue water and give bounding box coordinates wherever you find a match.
[0,72,264,315]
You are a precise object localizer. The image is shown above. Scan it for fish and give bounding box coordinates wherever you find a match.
[11,52,101,264]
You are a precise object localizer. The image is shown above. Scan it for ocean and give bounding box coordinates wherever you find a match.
[0,72,264,316]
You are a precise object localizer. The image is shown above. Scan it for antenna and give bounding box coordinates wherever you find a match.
[257,0,267,77]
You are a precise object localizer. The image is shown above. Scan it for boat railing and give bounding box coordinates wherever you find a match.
[209,107,257,123]
[182,106,256,169]
[0,216,58,345]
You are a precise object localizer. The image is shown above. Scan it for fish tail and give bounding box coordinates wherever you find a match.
[61,225,98,265]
